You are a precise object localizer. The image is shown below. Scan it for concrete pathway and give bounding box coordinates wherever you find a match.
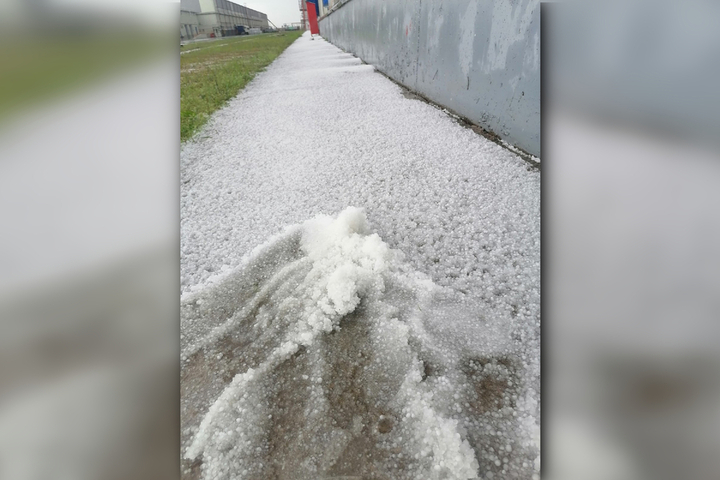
[181,32,540,480]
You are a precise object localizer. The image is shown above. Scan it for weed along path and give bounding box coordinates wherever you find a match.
[180,31,302,141]
[181,32,540,480]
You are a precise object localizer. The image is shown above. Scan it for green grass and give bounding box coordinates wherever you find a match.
[181,31,302,142]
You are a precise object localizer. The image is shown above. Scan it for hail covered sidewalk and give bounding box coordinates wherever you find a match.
[181,32,540,480]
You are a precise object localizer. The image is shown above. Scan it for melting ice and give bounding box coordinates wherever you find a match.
[181,208,539,480]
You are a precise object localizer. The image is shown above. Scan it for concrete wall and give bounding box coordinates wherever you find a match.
[181,0,202,14]
[181,10,201,39]
[319,0,540,158]
[199,0,216,13]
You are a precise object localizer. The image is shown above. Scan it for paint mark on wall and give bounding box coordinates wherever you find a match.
[427,8,444,53]
[459,1,477,78]
[524,30,540,71]
[484,0,538,73]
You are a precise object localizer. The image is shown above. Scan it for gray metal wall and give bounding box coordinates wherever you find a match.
[319,0,540,158]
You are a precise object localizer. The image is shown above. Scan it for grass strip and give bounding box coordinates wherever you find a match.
[181,31,302,142]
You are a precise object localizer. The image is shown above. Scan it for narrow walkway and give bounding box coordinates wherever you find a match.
[181,33,539,305]
[181,32,540,480]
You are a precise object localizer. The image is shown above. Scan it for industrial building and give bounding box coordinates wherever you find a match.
[181,0,268,40]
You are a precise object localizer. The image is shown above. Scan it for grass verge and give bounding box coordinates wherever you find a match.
[181,31,302,142]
